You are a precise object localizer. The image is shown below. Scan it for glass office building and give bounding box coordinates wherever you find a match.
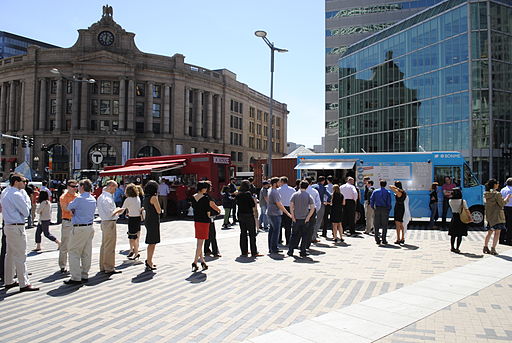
[325,0,445,153]
[0,31,59,59]
[338,0,512,181]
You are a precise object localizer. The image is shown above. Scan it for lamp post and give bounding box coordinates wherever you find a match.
[50,68,95,179]
[254,30,287,178]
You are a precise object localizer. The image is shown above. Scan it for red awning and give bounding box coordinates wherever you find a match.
[99,161,185,177]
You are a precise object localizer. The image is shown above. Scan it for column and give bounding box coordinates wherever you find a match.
[8,81,16,132]
[206,92,213,138]
[194,89,202,137]
[163,84,171,134]
[145,82,153,133]
[71,80,79,130]
[184,87,189,136]
[80,81,88,130]
[118,78,126,130]
[38,79,47,130]
[19,81,24,131]
[0,82,7,132]
[127,79,135,131]
[54,78,63,132]
[215,95,222,140]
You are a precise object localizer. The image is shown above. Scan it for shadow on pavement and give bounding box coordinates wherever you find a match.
[204,255,221,262]
[0,289,21,301]
[115,260,142,270]
[268,253,284,261]
[27,251,42,257]
[39,271,69,283]
[132,270,156,283]
[313,242,336,249]
[402,244,419,250]
[292,256,319,264]
[333,242,351,247]
[235,256,256,263]
[379,244,401,249]
[85,272,112,286]
[186,272,207,283]
[47,284,83,297]
[307,249,326,256]
[497,254,512,262]
[459,252,483,259]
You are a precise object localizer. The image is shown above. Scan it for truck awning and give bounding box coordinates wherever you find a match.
[294,161,356,170]
[99,161,186,176]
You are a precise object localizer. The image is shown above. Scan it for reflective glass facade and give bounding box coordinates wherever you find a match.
[0,31,59,59]
[338,0,512,182]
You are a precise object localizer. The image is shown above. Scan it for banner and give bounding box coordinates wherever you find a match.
[73,139,81,170]
[122,141,131,165]
[24,147,30,163]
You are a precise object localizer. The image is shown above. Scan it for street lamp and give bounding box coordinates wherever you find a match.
[254,30,287,178]
[50,68,96,179]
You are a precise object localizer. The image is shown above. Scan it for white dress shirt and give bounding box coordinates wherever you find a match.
[340,183,358,201]
[97,191,118,221]
[501,185,512,207]
[306,186,321,212]
[278,184,296,207]
[0,186,30,224]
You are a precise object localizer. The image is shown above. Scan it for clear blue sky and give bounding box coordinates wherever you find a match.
[2,1,325,149]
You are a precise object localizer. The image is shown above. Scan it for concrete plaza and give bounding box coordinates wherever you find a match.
[1,211,511,342]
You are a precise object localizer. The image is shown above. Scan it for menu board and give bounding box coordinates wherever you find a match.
[357,162,432,190]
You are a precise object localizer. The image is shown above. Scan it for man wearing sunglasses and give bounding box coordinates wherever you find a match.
[58,180,79,273]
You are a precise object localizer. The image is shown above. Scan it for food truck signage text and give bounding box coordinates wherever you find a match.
[213,156,230,164]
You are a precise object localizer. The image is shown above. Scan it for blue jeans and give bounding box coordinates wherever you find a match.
[259,205,269,229]
[268,215,282,253]
[428,202,438,228]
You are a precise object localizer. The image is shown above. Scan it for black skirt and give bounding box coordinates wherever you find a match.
[449,213,468,237]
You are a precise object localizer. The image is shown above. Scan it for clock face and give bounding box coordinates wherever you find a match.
[98,31,114,46]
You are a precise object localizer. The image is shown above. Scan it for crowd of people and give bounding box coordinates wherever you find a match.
[1,172,511,292]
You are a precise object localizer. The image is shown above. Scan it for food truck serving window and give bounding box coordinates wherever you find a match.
[295,161,355,170]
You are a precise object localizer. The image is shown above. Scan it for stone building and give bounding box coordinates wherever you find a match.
[0,6,288,180]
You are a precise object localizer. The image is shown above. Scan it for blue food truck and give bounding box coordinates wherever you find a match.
[295,152,485,226]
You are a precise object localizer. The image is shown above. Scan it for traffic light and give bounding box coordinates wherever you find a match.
[41,144,48,152]
[21,135,28,148]
[28,137,34,147]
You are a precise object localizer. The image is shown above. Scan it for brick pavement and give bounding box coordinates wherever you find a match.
[1,214,511,343]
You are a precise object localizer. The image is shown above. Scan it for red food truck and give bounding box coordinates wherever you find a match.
[99,153,233,200]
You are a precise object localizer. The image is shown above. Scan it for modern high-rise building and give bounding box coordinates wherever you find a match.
[337,0,512,182]
[0,31,59,59]
[325,0,444,153]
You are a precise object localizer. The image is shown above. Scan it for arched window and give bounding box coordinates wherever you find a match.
[137,146,161,158]
[88,143,117,169]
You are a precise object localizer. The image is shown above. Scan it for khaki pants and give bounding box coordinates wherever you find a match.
[99,220,117,272]
[59,220,73,269]
[4,224,30,287]
[364,201,375,234]
[68,224,94,281]
[158,195,168,216]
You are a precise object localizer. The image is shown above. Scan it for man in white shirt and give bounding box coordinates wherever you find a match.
[97,180,122,275]
[340,176,359,236]
[501,177,512,245]
[157,180,170,217]
[278,176,296,246]
[305,177,321,248]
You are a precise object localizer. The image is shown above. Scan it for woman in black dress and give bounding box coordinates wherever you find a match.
[390,181,407,245]
[143,180,161,271]
[448,188,469,253]
[330,184,345,243]
[191,182,221,272]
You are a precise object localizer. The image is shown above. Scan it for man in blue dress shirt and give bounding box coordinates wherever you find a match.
[64,179,97,285]
[370,180,392,245]
[1,173,39,291]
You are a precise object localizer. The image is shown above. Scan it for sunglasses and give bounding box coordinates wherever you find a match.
[68,185,78,188]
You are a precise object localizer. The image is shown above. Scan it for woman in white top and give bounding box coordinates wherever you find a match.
[121,184,143,260]
[33,190,60,251]
[448,188,470,253]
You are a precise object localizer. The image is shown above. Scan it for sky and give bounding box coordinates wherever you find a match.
[2,1,326,149]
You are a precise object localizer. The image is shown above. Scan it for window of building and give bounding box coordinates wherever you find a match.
[326,46,348,56]
[257,110,262,120]
[238,152,243,162]
[112,100,119,115]
[250,107,255,118]
[264,126,268,137]
[113,81,120,95]
[136,83,145,96]
[257,124,262,135]
[91,99,98,115]
[66,99,72,114]
[137,146,161,158]
[277,117,281,127]
[49,120,55,131]
[191,147,197,153]
[136,102,144,117]
[91,82,98,95]
[66,81,73,94]
[11,141,17,155]
[326,84,339,92]
[276,129,281,140]
[112,120,119,131]
[230,99,243,114]
[249,137,255,148]
[100,81,111,94]
[152,123,160,133]
[326,23,395,36]
[263,140,268,150]
[231,151,237,161]
[257,139,262,149]
[264,112,269,122]
[326,66,338,74]
[100,120,110,131]
[90,120,97,131]
[153,85,161,98]
[100,100,111,115]
[152,103,161,118]
[50,80,57,94]
[135,122,144,133]
[249,122,255,134]
[50,99,56,115]
[275,142,280,153]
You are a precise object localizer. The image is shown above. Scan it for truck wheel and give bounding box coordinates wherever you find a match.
[469,206,484,227]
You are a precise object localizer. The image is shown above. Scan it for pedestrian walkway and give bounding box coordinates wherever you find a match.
[1,218,511,342]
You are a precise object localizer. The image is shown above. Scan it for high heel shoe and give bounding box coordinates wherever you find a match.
[483,246,491,254]
[129,253,140,261]
[192,262,199,272]
[127,251,134,258]
[145,260,156,270]
[201,262,208,271]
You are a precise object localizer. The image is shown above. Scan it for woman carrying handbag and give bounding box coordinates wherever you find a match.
[448,188,471,253]
[484,179,512,255]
